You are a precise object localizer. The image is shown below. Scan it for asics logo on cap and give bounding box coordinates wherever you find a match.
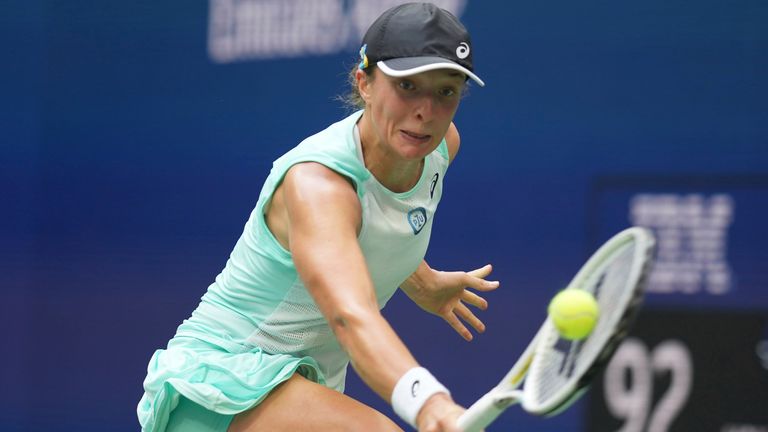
[456,42,470,59]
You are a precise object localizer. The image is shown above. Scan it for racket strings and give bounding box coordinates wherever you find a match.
[524,238,646,412]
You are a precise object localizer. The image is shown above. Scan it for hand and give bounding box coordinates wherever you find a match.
[401,263,499,341]
[416,393,469,432]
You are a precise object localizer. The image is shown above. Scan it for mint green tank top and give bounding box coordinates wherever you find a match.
[174,110,451,391]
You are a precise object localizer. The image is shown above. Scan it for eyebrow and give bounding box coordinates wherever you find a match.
[444,71,467,82]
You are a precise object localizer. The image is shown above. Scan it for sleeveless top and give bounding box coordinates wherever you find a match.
[173,110,451,391]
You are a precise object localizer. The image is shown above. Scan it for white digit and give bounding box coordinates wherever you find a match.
[603,338,694,432]
[648,340,693,432]
[604,338,652,432]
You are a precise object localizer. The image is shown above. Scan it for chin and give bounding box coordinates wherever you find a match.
[395,139,438,159]
[398,145,434,161]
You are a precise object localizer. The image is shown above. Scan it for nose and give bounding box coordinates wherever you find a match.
[414,95,434,122]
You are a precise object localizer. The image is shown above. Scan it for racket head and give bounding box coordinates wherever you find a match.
[520,227,656,415]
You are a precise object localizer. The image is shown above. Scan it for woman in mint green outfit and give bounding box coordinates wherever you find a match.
[138,3,497,431]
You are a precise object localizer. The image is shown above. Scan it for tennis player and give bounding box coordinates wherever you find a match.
[138,3,495,431]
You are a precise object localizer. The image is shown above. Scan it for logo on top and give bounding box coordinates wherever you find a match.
[407,207,428,235]
[430,173,439,199]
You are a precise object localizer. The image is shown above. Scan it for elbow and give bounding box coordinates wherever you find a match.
[328,304,381,346]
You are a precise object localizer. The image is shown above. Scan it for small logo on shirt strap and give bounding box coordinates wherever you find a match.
[430,173,439,199]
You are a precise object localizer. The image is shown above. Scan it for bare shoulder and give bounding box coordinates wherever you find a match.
[284,162,356,194]
[282,162,361,231]
[445,122,461,163]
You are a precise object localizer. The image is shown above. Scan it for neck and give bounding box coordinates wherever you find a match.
[357,114,424,193]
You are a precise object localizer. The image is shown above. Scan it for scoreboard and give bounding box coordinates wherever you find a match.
[588,310,768,431]
[584,176,768,431]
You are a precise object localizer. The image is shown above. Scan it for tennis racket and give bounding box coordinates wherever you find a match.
[457,226,656,432]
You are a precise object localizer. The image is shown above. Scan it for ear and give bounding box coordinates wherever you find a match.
[356,69,372,103]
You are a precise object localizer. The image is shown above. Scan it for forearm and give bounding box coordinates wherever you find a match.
[330,306,418,400]
[290,220,421,399]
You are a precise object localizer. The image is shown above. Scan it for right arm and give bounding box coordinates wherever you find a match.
[277,162,463,431]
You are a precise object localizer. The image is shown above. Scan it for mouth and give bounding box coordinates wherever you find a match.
[400,130,432,143]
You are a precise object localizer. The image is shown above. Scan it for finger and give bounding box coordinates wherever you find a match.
[461,290,488,310]
[437,420,462,432]
[456,302,486,333]
[463,274,499,292]
[443,311,473,341]
[437,410,466,432]
[467,264,493,279]
[465,264,499,292]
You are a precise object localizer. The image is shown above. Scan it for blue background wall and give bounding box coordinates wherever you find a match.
[2,1,767,431]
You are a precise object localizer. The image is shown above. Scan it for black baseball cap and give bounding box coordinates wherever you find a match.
[359,2,485,87]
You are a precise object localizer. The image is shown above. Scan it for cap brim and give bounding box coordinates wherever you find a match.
[377,57,485,87]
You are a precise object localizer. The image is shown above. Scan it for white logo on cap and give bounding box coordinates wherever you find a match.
[456,42,470,59]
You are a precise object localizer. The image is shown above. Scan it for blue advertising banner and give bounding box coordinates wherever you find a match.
[1,1,766,431]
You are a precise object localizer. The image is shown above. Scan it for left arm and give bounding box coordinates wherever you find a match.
[402,123,499,340]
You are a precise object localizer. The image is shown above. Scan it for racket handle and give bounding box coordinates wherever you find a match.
[457,390,520,432]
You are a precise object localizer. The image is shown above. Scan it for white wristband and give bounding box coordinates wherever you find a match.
[391,367,450,428]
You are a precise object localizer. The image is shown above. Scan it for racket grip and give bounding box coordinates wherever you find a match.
[456,391,517,432]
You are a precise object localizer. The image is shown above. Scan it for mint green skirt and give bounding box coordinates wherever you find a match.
[137,336,323,432]
[166,396,233,432]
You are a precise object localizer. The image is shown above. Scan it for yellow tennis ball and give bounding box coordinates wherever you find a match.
[548,289,599,340]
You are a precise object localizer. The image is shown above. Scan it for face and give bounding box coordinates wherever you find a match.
[358,68,465,161]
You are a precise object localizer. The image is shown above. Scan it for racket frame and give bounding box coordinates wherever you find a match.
[457,227,656,431]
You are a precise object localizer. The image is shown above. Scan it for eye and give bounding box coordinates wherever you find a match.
[398,80,415,91]
[438,87,457,97]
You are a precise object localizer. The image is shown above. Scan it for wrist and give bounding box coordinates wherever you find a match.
[391,366,450,428]
[403,261,433,288]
